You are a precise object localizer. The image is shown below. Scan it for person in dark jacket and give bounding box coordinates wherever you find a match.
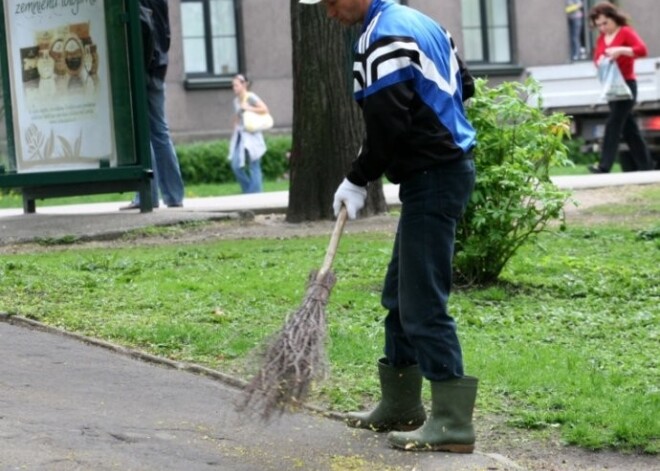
[300,0,478,454]
[122,0,185,210]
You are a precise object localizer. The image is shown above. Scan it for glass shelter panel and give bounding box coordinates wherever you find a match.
[2,0,119,173]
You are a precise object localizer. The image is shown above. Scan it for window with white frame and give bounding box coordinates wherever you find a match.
[180,0,240,79]
[461,0,512,64]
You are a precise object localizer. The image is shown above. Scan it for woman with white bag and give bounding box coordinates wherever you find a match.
[588,2,652,173]
[228,74,272,193]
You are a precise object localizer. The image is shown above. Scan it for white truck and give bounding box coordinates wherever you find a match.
[526,58,660,170]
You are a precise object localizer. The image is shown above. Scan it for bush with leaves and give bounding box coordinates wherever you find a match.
[564,135,598,165]
[454,79,573,286]
[176,135,291,185]
[176,140,231,184]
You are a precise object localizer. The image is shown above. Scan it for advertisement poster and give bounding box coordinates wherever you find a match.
[5,0,115,173]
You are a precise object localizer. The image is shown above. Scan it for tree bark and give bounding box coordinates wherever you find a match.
[287,2,386,223]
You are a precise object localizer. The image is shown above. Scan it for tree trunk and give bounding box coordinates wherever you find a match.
[287,2,386,223]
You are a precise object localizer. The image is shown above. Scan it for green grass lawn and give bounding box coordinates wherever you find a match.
[1,186,658,453]
[549,162,622,176]
[0,180,290,209]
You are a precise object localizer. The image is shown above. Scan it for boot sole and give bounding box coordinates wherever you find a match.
[346,419,424,433]
[391,442,475,453]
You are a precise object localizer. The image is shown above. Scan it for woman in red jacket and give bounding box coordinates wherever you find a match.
[588,2,652,173]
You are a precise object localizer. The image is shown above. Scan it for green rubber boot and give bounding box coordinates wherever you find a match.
[346,359,426,432]
[388,376,478,453]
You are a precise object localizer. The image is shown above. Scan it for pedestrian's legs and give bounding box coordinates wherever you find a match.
[569,17,582,60]
[385,159,475,382]
[619,82,653,171]
[622,116,653,171]
[231,147,251,193]
[130,147,160,207]
[147,81,185,207]
[598,98,635,172]
[245,158,263,193]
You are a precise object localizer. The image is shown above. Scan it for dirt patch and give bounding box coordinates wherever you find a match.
[475,413,658,471]
[2,184,656,256]
[0,212,401,254]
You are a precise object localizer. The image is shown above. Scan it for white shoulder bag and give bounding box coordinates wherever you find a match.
[242,94,274,133]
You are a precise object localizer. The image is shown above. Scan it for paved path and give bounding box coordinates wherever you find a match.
[0,317,517,471]
[1,171,659,246]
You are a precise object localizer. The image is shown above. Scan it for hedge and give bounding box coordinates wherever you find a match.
[176,135,291,185]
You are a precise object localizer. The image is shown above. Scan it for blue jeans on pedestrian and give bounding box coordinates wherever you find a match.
[599,80,652,172]
[231,147,263,194]
[568,16,583,60]
[133,77,185,207]
[381,158,475,382]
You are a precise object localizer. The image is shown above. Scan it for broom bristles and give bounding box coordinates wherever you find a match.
[238,269,336,420]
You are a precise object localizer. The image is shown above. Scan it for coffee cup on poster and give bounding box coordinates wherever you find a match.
[49,38,67,76]
[64,35,84,77]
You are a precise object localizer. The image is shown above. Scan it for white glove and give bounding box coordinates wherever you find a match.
[333,178,367,219]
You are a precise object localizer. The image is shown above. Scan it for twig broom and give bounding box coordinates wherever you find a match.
[238,206,348,420]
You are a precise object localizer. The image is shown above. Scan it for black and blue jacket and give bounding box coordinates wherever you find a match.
[347,0,476,186]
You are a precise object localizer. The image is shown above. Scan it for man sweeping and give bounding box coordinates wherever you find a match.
[299,0,478,453]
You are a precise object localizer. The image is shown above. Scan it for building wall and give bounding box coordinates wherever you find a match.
[164,0,660,142]
[623,1,660,55]
[515,1,567,66]
[166,0,293,142]
[410,0,462,47]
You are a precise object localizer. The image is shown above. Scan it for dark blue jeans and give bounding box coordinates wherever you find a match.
[132,77,185,206]
[568,16,583,60]
[381,158,475,381]
[599,80,652,172]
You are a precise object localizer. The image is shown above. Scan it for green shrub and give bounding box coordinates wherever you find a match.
[176,135,291,185]
[177,140,232,184]
[455,79,573,286]
[260,135,291,180]
[564,135,598,165]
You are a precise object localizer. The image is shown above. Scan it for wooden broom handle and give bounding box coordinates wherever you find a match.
[317,205,348,278]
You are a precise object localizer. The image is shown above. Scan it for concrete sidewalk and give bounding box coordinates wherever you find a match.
[0,316,523,471]
[1,171,659,246]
